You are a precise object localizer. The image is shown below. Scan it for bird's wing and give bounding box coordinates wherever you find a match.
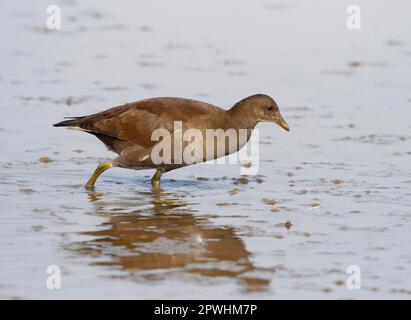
[77,98,216,149]
[89,108,176,147]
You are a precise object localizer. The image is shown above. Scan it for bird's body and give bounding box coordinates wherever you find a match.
[54,94,289,189]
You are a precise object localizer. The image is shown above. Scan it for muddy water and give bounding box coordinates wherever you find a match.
[1,0,411,299]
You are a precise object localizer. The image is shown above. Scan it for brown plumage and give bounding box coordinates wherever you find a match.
[53,94,289,189]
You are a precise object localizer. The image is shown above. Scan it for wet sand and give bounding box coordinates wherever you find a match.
[1,0,411,299]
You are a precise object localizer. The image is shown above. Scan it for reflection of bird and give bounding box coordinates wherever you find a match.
[53,94,289,189]
[74,190,272,293]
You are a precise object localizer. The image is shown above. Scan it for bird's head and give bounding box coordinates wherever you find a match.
[231,94,289,131]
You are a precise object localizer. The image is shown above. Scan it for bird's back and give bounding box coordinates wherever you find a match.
[54,97,228,154]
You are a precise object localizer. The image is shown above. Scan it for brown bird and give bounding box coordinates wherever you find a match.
[53,94,289,189]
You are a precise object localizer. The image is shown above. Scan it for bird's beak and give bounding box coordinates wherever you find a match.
[274,112,290,132]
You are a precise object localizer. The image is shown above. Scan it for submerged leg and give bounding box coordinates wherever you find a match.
[151,169,163,189]
[85,162,113,189]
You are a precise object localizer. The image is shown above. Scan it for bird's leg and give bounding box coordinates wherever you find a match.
[85,162,113,189]
[151,169,163,189]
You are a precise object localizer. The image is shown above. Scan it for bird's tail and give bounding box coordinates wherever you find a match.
[53,117,83,127]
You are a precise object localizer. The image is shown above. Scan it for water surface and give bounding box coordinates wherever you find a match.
[1,0,411,299]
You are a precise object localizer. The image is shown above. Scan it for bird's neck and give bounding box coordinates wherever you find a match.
[223,108,257,149]
[225,107,258,131]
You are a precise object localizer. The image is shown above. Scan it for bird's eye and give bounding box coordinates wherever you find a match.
[267,105,273,111]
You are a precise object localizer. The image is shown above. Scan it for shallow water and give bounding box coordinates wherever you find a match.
[1,0,411,299]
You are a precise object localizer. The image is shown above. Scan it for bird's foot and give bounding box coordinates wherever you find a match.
[85,162,113,189]
[151,169,163,191]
